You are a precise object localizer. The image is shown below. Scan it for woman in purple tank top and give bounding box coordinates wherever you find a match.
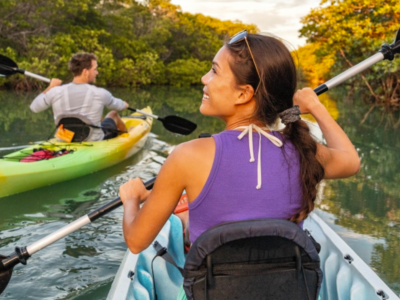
[118,31,360,256]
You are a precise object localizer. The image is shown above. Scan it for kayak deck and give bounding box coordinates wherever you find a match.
[0,108,153,198]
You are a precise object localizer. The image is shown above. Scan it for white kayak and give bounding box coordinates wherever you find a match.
[107,211,399,300]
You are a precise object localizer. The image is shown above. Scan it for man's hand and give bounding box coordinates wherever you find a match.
[43,78,62,94]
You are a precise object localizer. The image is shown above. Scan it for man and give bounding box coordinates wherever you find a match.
[30,52,129,141]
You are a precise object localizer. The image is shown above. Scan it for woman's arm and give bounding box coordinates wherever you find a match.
[293,87,361,179]
[119,142,192,254]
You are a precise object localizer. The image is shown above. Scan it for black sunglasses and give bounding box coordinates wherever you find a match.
[229,30,261,94]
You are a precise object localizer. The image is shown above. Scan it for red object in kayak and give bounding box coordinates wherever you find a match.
[20,149,71,162]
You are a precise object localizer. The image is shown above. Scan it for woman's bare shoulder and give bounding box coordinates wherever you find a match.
[170,136,215,163]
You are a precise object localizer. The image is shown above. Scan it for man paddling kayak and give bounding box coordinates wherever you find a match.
[30,52,129,141]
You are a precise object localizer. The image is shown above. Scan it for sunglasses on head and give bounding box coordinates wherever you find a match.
[229,30,261,94]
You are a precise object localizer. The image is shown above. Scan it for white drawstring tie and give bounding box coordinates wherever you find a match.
[236,124,283,189]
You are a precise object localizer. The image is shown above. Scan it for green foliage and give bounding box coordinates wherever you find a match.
[166,58,210,87]
[299,0,400,107]
[0,0,258,89]
[295,43,335,86]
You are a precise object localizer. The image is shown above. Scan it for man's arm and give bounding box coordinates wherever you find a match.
[30,78,62,113]
[101,89,128,111]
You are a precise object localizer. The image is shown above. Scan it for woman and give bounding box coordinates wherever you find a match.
[119,31,360,255]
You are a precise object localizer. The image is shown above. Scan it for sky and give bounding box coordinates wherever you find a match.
[169,0,322,49]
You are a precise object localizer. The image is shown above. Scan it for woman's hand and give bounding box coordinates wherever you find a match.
[119,178,150,206]
[293,87,322,115]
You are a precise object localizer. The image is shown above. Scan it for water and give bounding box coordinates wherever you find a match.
[0,86,399,299]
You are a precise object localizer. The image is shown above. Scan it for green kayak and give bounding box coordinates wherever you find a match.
[0,107,153,198]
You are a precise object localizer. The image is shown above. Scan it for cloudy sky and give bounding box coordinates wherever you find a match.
[169,0,322,49]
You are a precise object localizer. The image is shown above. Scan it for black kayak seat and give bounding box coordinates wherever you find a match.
[55,114,94,142]
[154,218,322,300]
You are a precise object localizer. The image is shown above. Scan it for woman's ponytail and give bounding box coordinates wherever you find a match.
[283,120,324,223]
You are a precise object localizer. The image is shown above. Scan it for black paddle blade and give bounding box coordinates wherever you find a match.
[0,55,18,76]
[0,254,13,295]
[162,115,197,135]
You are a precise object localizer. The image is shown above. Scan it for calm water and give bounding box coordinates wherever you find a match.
[0,86,399,299]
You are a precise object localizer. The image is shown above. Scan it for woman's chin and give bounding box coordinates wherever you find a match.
[199,104,207,115]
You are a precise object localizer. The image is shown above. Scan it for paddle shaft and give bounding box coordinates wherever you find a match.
[127,107,197,135]
[23,70,51,83]
[0,177,156,271]
[128,107,160,120]
[314,38,400,95]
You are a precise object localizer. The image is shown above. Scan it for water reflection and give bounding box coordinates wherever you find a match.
[0,86,399,298]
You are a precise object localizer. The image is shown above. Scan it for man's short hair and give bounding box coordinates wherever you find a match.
[68,53,97,76]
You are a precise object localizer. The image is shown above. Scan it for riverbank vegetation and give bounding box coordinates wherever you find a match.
[296,0,400,109]
[1,0,399,109]
[0,0,256,90]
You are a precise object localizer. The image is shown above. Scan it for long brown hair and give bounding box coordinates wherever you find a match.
[225,33,324,223]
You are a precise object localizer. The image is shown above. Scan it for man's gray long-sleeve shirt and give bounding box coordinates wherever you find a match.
[30,83,126,141]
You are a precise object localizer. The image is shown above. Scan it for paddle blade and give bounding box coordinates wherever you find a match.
[0,254,13,295]
[162,116,197,135]
[0,55,18,76]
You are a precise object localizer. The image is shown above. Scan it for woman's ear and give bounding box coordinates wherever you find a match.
[235,84,255,105]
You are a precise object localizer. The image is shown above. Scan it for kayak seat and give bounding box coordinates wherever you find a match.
[180,218,323,300]
[55,114,93,142]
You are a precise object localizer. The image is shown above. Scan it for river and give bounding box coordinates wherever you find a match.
[0,85,399,299]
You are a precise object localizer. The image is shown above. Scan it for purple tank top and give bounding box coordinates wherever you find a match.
[188,130,302,243]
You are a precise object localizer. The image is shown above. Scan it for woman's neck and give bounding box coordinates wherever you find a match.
[225,118,266,130]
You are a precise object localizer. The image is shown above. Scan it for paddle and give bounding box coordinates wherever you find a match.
[127,107,197,135]
[0,177,156,295]
[313,26,400,96]
[0,54,50,83]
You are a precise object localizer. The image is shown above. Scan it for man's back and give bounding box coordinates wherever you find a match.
[31,83,126,141]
